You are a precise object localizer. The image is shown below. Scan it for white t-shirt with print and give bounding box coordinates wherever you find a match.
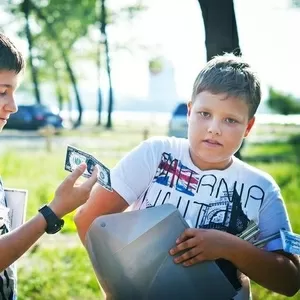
[111,136,292,299]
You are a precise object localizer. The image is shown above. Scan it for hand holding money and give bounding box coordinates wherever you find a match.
[64,145,112,192]
[237,221,300,256]
[49,163,98,218]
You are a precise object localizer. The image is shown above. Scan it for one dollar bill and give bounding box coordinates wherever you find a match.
[64,145,112,192]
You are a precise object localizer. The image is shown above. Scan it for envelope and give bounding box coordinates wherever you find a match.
[86,204,237,300]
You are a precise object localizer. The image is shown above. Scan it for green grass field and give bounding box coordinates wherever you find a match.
[1,124,300,299]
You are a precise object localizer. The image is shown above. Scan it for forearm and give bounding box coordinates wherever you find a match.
[0,213,46,271]
[225,235,300,296]
[74,188,129,245]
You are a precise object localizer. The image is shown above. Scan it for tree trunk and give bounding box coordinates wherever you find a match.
[96,8,103,126]
[30,1,83,128]
[198,0,241,60]
[53,66,63,111]
[101,0,114,129]
[21,0,41,104]
[198,0,243,159]
[105,39,113,129]
[64,58,82,128]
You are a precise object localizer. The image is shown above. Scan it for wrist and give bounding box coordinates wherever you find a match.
[222,233,250,261]
[48,200,65,219]
[38,204,64,234]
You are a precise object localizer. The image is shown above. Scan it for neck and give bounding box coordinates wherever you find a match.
[189,151,233,171]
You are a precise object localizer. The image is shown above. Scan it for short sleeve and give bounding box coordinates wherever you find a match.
[110,138,163,205]
[257,184,292,251]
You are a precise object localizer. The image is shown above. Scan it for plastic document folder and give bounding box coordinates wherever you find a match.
[86,204,237,300]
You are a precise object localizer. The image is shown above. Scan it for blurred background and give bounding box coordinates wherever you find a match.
[1,0,300,299]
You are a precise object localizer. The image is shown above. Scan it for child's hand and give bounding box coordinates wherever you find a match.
[49,163,98,218]
[169,228,232,266]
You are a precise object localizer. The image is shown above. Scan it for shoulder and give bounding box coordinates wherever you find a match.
[143,136,189,153]
[233,157,279,190]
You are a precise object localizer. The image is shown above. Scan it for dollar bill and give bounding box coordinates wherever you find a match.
[65,145,112,192]
[280,229,300,255]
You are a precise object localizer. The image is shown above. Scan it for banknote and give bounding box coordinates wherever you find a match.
[280,229,300,255]
[65,145,112,191]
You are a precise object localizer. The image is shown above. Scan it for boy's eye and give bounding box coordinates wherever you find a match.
[199,111,210,117]
[0,91,7,96]
[225,118,237,124]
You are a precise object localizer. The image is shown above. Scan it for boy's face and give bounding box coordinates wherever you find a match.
[0,70,18,132]
[187,91,255,170]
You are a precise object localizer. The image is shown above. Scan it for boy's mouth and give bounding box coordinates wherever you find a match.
[203,139,222,146]
[0,117,8,123]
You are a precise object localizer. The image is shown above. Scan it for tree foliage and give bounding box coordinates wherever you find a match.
[1,0,146,128]
[267,87,300,115]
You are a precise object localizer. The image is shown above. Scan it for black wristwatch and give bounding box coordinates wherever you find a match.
[38,205,64,234]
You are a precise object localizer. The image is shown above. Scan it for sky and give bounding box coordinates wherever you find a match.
[107,0,300,100]
[1,0,300,106]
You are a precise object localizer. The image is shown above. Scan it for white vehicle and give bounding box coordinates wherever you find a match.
[168,103,188,138]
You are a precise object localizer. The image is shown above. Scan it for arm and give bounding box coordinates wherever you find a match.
[0,163,98,272]
[75,138,162,245]
[74,185,129,245]
[225,236,300,297]
[171,178,300,296]
[170,229,300,297]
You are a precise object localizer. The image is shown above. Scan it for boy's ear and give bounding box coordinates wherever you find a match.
[187,101,192,117]
[244,117,255,137]
[186,101,192,124]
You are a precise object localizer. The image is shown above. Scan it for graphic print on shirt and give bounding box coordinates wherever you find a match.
[139,152,266,235]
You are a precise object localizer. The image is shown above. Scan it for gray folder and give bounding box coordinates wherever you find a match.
[86,204,237,299]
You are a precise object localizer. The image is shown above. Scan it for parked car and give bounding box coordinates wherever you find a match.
[168,102,188,138]
[5,104,64,131]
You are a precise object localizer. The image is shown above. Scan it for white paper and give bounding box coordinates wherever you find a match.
[0,205,10,228]
[4,188,28,230]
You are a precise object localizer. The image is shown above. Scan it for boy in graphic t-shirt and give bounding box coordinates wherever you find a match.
[75,53,300,299]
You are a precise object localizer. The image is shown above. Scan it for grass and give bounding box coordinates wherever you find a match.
[1,124,300,299]
[17,247,104,300]
[243,142,294,157]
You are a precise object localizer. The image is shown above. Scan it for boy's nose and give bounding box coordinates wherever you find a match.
[207,120,221,136]
[5,96,18,114]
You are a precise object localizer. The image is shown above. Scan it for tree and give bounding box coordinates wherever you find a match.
[198,0,243,160]
[3,0,97,127]
[3,0,146,128]
[29,0,98,128]
[100,0,114,129]
[198,0,241,59]
[21,0,42,104]
[267,87,300,115]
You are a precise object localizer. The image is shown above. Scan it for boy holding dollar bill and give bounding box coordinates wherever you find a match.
[75,53,300,298]
[0,32,99,299]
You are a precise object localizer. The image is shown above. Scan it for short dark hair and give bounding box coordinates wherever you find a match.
[0,32,25,74]
[191,53,261,119]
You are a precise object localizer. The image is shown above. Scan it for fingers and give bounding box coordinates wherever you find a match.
[64,163,87,185]
[170,236,197,256]
[181,254,205,266]
[176,228,198,244]
[174,247,202,265]
[81,165,98,190]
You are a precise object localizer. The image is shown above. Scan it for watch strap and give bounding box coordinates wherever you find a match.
[38,205,64,234]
